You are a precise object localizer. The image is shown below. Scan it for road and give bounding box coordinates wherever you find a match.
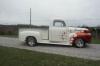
[0,36,100,60]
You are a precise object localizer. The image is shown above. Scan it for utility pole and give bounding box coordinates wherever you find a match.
[30,8,32,27]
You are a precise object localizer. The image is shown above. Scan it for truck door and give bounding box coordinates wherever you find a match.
[49,20,68,42]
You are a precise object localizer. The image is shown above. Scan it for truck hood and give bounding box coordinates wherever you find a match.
[69,27,88,30]
[68,27,88,33]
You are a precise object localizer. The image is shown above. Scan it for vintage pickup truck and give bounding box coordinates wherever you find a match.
[19,20,92,48]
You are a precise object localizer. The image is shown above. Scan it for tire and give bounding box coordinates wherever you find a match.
[26,37,37,47]
[75,39,86,48]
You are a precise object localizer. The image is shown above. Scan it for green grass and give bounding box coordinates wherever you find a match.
[0,46,100,66]
[92,38,100,44]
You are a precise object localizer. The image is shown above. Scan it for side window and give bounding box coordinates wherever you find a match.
[53,20,66,27]
[55,22,64,27]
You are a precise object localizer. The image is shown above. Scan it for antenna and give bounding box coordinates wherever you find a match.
[30,8,31,27]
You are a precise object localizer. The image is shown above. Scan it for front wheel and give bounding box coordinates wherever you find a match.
[26,37,37,47]
[75,39,86,48]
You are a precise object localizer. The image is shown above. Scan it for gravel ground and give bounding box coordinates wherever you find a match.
[0,36,100,60]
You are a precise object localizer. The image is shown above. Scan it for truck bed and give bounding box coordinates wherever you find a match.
[19,27,49,40]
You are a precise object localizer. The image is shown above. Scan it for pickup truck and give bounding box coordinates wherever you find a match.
[19,20,92,48]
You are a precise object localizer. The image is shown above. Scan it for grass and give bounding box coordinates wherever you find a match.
[92,38,100,44]
[0,46,100,66]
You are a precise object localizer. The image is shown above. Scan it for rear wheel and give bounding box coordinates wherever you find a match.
[75,39,86,48]
[26,37,37,47]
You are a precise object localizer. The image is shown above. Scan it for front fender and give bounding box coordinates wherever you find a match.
[69,32,92,44]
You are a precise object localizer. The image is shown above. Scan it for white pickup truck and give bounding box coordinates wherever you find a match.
[19,20,92,48]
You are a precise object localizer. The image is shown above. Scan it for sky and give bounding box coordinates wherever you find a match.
[0,0,100,26]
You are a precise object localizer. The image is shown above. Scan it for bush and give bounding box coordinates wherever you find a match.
[7,31,13,35]
[0,31,5,35]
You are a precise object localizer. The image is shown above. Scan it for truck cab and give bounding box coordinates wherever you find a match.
[19,20,92,48]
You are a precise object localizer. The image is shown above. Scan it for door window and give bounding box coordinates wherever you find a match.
[53,20,66,27]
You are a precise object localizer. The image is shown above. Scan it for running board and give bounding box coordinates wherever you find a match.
[39,40,72,46]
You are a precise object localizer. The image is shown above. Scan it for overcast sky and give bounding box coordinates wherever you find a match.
[0,0,100,26]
